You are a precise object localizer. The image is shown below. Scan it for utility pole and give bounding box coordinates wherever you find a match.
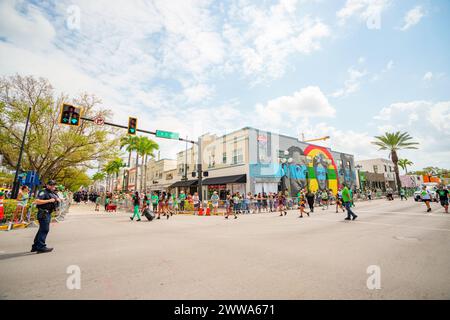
[197,136,203,201]
[183,136,188,181]
[11,106,32,199]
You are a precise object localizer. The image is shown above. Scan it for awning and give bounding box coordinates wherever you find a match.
[202,174,247,185]
[169,180,198,188]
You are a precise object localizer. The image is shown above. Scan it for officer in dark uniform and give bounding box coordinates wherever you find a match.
[31,180,60,254]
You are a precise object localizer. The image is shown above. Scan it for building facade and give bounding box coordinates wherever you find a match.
[356,158,397,191]
[169,127,357,200]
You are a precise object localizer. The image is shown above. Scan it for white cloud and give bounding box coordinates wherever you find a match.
[373,100,450,169]
[423,71,433,81]
[337,0,390,25]
[255,86,335,126]
[332,66,367,98]
[183,84,214,103]
[223,1,331,83]
[400,6,424,31]
[0,0,56,49]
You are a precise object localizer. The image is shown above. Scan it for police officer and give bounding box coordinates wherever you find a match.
[31,180,60,254]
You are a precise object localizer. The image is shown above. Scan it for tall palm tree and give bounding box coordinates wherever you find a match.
[104,158,126,192]
[138,137,159,192]
[372,132,419,190]
[91,171,106,192]
[120,135,138,191]
[398,159,413,174]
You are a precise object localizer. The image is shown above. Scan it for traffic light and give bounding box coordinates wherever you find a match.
[128,117,137,135]
[59,103,82,126]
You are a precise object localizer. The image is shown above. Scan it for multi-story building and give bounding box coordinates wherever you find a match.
[356,158,397,190]
[169,127,357,200]
[145,159,177,193]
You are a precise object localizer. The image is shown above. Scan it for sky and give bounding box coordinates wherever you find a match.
[0,0,449,171]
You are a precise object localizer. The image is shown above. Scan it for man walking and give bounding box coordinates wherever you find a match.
[436,185,449,214]
[400,188,407,201]
[342,184,358,221]
[31,180,60,254]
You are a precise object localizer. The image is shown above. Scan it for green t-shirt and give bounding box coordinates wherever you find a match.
[342,187,351,202]
[400,189,405,195]
[105,198,110,205]
[179,193,186,201]
[151,195,159,204]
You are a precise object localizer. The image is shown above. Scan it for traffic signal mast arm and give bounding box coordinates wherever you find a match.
[80,116,197,144]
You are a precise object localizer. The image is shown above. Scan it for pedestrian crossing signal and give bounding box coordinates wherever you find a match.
[128,117,137,135]
[59,103,82,126]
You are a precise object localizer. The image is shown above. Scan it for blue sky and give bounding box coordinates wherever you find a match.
[0,0,449,170]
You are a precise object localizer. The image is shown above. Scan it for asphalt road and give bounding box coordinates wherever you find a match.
[0,198,449,300]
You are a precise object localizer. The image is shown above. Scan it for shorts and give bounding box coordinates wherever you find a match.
[440,199,449,207]
[213,203,219,208]
[194,202,200,209]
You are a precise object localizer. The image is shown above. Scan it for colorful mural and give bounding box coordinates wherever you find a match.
[250,129,357,197]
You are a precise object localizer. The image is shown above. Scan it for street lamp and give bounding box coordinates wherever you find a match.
[355,164,363,191]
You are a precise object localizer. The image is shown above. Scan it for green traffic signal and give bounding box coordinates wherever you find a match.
[59,103,82,126]
[128,117,137,135]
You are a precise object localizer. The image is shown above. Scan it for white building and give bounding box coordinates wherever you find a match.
[356,158,397,190]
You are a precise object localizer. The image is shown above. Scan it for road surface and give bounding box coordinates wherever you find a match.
[0,198,449,299]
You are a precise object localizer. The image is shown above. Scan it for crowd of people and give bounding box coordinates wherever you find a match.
[76,182,450,222]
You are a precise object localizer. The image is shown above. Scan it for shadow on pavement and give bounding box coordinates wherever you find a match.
[0,252,36,261]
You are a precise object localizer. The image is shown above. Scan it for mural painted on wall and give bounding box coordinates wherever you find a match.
[251,142,356,197]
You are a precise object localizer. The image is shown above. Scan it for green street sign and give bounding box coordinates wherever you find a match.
[156,130,179,140]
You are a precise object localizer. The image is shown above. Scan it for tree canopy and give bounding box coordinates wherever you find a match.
[0,75,120,184]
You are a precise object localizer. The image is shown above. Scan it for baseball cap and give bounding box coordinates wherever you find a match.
[47,180,57,186]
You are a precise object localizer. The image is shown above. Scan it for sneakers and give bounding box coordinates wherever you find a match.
[130,217,133,221]
[137,219,141,222]
[344,217,351,221]
[352,215,358,221]
[36,247,53,254]
[427,208,432,213]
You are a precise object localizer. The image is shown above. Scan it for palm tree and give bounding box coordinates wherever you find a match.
[104,158,126,192]
[120,135,138,191]
[398,159,413,174]
[91,171,106,192]
[372,132,419,191]
[138,137,159,192]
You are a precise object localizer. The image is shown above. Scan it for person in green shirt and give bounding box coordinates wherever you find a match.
[320,190,329,210]
[151,192,159,213]
[400,188,407,201]
[130,191,141,221]
[179,190,186,212]
[104,194,110,212]
[342,184,357,221]
[95,194,100,211]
